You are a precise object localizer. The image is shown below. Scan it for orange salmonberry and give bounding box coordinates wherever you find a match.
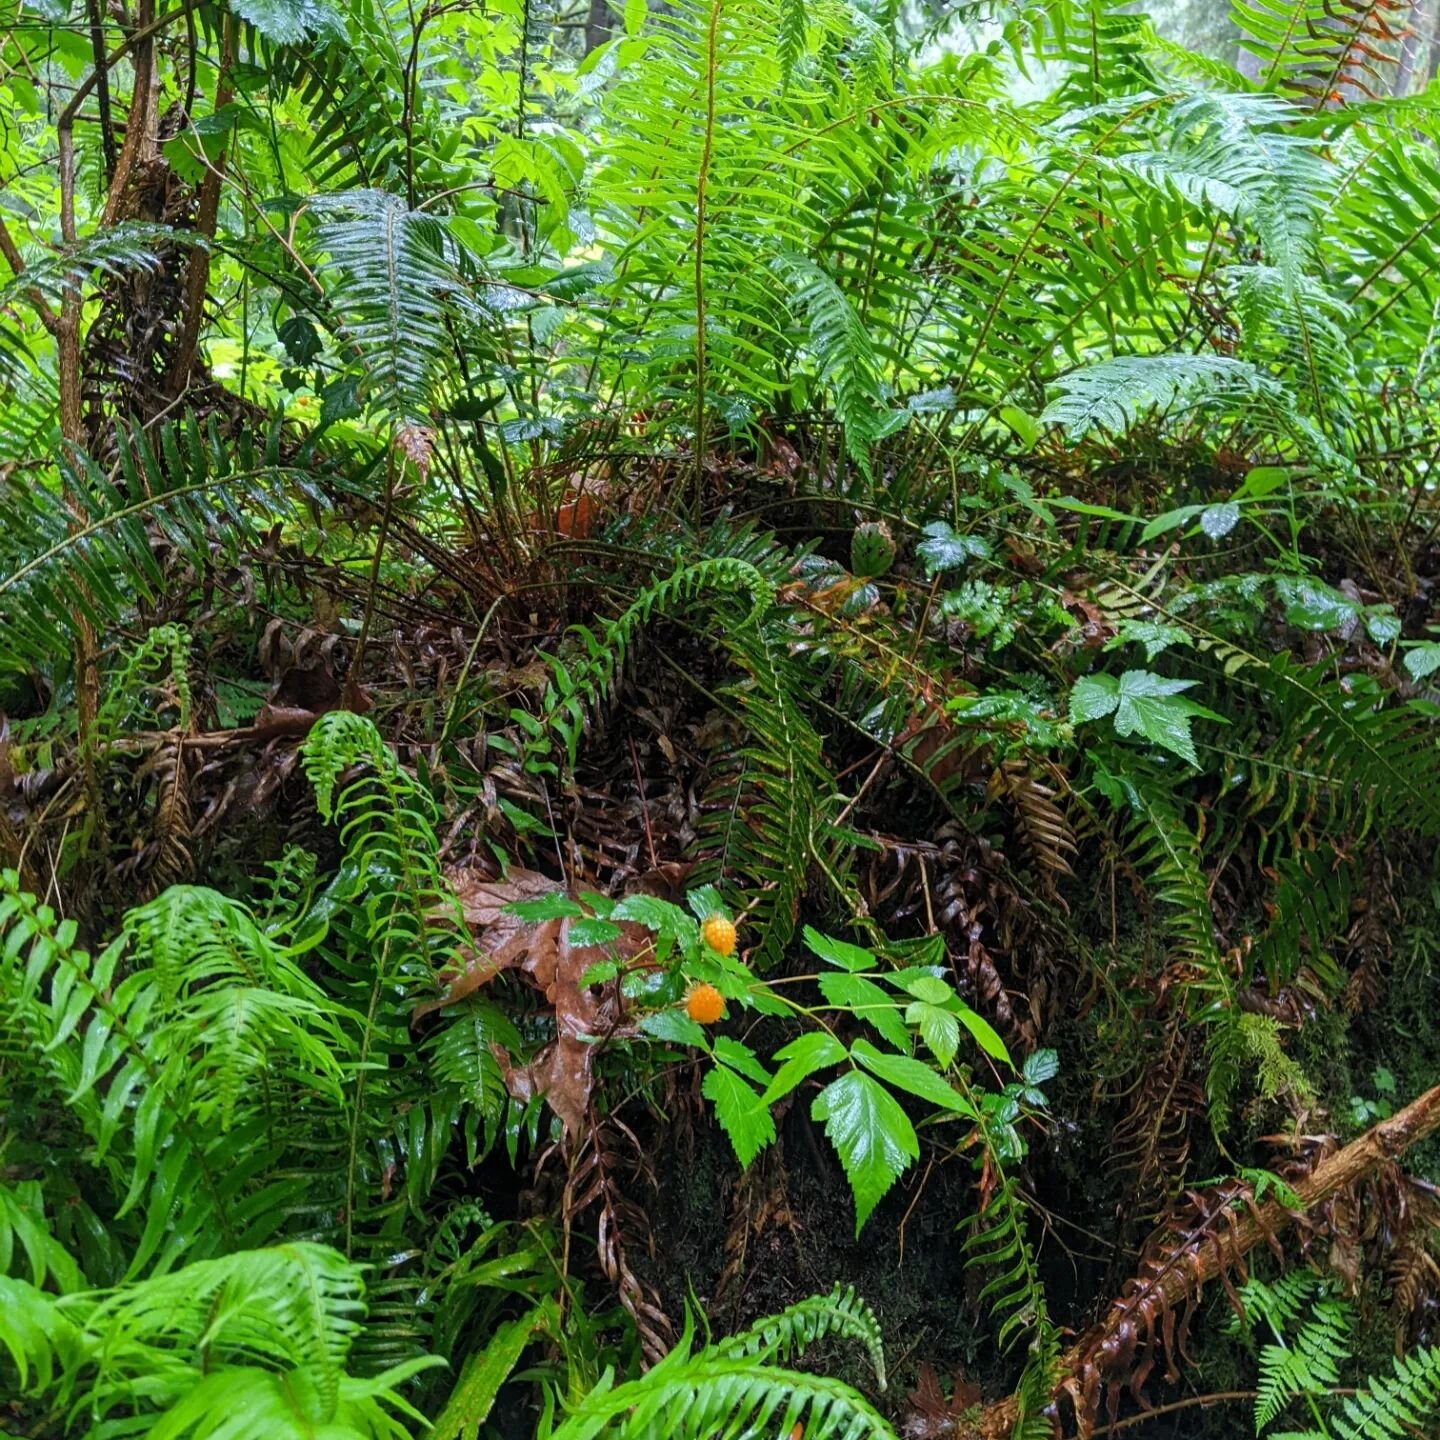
[685,982,726,1025]
[702,913,737,957]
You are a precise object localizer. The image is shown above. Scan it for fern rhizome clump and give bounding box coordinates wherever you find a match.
[3,0,1440,1434]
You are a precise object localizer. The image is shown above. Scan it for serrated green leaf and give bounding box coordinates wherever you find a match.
[505,893,585,921]
[761,1032,847,1104]
[579,959,620,987]
[957,1007,1013,1068]
[1021,1048,1059,1085]
[803,926,875,972]
[712,1036,772,1086]
[906,1000,959,1068]
[640,1009,706,1047]
[853,1039,975,1115]
[1069,670,1225,766]
[1106,620,1191,662]
[568,917,623,948]
[818,973,912,1053]
[1068,675,1121,723]
[917,521,991,577]
[612,894,699,946]
[704,1066,775,1168]
[812,1071,918,1233]
[686,885,728,922]
[1274,577,1358,633]
[901,974,953,1005]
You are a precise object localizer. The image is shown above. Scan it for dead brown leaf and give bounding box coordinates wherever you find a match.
[412,865,559,1024]
[901,1362,984,1439]
[497,913,647,1136]
[429,864,656,1136]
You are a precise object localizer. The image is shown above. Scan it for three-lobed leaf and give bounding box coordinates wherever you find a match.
[1069,669,1225,766]
[917,522,992,578]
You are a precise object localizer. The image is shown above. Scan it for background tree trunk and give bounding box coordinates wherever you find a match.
[584,0,611,54]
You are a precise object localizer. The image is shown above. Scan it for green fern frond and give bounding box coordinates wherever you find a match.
[1208,652,1440,840]
[512,552,832,964]
[1113,89,1329,279]
[1255,1293,1349,1429]
[1331,124,1440,355]
[712,1284,887,1388]
[425,998,522,1164]
[555,1359,896,1439]
[0,223,184,367]
[551,1295,894,1439]
[253,846,322,935]
[704,610,841,967]
[0,1230,434,1438]
[1232,0,1406,103]
[0,415,343,673]
[0,1183,83,1294]
[0,1273,83,1396]
[964,1177,1047,1353]
[1231,1283,1440,1440]
[1012,1325,1064,1440]
[1103,767,1225,989]
[1040,354,1276,439]
[1329,1344,1440,1439]
[306,190,475,422]
[519,555,774,775]
[300,712,472,1247]
[773,252,887,474]
[98,624,193,739]
[0,875,351,1275]
[1233,1268,1322,1335]
[0,355,58,460]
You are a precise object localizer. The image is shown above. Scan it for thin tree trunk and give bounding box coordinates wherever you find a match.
[56,0,161,835]
[973,1082,1440,1439]
[168,15,235,397]
[584,0,611,54]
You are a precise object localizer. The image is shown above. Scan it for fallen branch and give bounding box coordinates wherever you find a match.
[973,1082,1440,1439]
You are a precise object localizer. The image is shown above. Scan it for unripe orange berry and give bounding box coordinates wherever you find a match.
[685,982,725,1025]
[702,913,736,957]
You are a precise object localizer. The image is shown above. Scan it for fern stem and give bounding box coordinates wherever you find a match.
[692,0,723,511]
[350,454,397,708]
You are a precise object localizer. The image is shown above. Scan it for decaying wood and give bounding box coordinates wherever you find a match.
[972,1081,1440,1439]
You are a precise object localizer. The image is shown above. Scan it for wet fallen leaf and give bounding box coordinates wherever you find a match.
[435,865,651,1136]
[901,1362,983,1439]
[412,866,559,1024]
[498,911,648,1137]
